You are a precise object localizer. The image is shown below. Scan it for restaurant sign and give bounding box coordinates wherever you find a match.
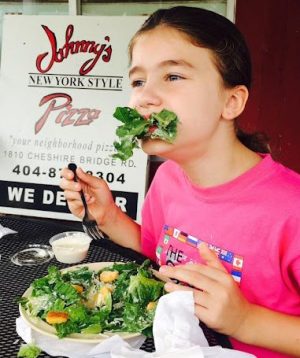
[0,15,147,222]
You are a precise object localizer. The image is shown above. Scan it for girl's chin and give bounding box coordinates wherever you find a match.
[141,138,174,157]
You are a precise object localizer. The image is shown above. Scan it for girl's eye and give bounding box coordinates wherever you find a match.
[166,74,184,81]
[131,79,144,88]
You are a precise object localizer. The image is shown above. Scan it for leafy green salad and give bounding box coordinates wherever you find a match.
[19,260,165,339]
[112,107,179,161]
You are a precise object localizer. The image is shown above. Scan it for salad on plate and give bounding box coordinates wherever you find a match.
[19,260,165,340]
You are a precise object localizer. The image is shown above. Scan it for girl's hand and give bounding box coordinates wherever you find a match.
[159,243,251,338]
[60,167,117,227]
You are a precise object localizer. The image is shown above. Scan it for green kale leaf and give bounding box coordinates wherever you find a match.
[112,107,178,160]
[128,273,164,303]
[122,302,152,332]
[62,266,94,287]
[17,344,41,358]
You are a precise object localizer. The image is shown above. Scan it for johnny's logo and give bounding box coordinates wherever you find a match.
[36,24,112,75]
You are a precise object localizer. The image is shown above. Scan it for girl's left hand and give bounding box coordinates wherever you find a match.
[159,242,251,338]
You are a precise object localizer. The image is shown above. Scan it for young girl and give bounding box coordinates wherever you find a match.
[60,6,300,357]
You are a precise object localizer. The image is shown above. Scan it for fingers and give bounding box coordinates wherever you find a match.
[62,189,81,201]
[159,264,220,293]
[60,167,75,181]
[60,167,80,191]
[157,243,227,286]
[60,167,101,193]
[164,280,208,298]
[163,281,210,309]
[60,166,94,185]
[60,167,108,192]
[76,167,106,190]
[158,244,230,293]
[159,258,227,285]
[198,242,227,272]
[178,263,227,284]
[60,175,81,193]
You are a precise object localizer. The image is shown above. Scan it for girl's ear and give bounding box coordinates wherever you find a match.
[222,85,249,120]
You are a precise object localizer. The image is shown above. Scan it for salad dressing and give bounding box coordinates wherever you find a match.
[51,235,91,263]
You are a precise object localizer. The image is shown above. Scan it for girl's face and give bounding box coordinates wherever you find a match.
[128,26,232,163]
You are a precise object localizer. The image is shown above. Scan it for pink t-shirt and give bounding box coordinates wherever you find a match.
[141,154,300,358]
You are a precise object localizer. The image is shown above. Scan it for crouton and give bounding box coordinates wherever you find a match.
[72,284,84,293]
[99,270,119,283]
[146,301,157,311]
[46,311,68,324]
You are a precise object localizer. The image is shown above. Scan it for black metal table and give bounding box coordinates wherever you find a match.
[0,214,231,357]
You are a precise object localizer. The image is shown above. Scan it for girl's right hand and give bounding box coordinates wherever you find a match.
[60,167,117,227]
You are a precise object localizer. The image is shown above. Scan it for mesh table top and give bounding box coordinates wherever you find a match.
[0,214,231,357]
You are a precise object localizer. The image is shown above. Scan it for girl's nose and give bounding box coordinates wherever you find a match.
[134,84,162,110]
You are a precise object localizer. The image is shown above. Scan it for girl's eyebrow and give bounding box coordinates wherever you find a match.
[129,59,194,78]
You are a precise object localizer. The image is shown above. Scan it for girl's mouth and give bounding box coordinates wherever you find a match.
[112,107,178,160]
[148,124,158,133]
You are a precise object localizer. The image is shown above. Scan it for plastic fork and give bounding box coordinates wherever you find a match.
[68,163,104,240]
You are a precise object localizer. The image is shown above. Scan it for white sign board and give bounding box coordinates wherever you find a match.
[0,15,147,222]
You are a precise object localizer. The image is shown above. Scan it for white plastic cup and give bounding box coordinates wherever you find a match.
[49,231,91,264]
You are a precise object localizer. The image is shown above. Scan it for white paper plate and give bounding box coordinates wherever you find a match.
[20,262,142,343]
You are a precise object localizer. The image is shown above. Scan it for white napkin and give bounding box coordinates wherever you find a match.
[0,223,17,238]
[16,291,256,358]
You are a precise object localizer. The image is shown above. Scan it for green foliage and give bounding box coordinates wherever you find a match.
[17,344,41,358]
[20,260,165,339]
[128,274,164,304]
[62,266,94,286]
[112,107,179,160]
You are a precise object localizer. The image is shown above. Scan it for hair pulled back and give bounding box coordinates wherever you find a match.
[129,6,270,153]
